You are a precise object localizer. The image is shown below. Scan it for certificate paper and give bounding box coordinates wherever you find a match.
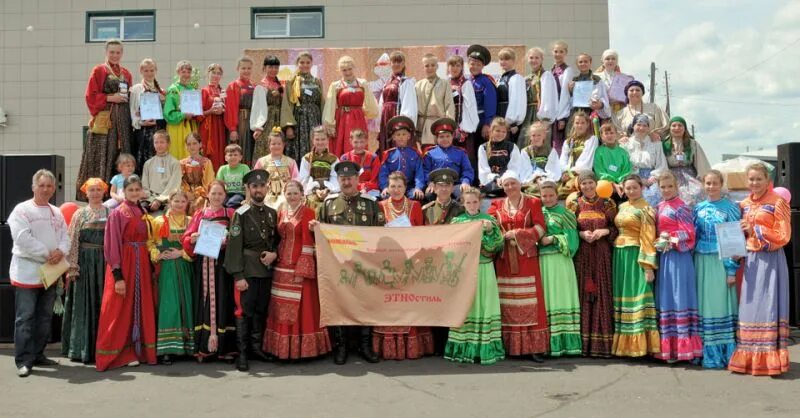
[571,80,594,108]
[194,220,227,259]
[40,258,69,289]
[385,214,412,228]
[180,90,203,116]
[608,74,634,103]
[139,92,163,120]
[715,221,747,259]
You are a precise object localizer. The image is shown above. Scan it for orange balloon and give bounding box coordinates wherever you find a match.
[60,202,79,226]
[596,180,614,199]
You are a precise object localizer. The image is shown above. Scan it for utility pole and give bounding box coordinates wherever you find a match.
[649,62,656,103]
[664,70,671,117]
[691,124,695,138]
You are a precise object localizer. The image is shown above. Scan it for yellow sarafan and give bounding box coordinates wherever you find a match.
[321,227,367,259]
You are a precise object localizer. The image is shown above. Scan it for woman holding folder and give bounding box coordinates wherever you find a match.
[182,180,238,362]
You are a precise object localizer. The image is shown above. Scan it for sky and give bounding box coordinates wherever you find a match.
[608,0,800,163]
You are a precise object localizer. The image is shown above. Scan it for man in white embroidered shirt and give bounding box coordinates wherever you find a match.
[7,169,70,377]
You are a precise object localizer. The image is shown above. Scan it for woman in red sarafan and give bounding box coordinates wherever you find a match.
[373,171,433,360]
[96,175,157,371]
[199,63,227,171]
[489,170,550,361]
[322,55,379,157]
[263,180,331,360]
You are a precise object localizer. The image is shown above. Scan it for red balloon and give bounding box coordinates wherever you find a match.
[60,202,79,226]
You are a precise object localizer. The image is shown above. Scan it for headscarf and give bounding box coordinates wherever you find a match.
[662,115,694,161]
[624,80,646,104]
[576,170,597,185]
[595,49,621,73]
[80,177,109,195]
[627,113,651,136]
[499,170,520,184]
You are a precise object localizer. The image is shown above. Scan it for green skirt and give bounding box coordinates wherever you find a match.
[445,263,505,365]
[540,253,582,356]
[62,241,105,363]
[612,246,660,357]
[156,255,196,356]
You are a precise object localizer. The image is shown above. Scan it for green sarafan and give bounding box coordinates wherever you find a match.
[338,251,467,289]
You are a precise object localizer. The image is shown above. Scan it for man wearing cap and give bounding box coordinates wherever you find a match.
[225,169,280,372]
[422,117,474,200]
[466,44,498,184]
[421,167,465,354]
[311,160,385,364]
[379,115,425,200]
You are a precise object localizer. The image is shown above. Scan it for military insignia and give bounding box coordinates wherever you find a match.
[362,215,367,222]
[358,201,365,210]
[231,224,241,237]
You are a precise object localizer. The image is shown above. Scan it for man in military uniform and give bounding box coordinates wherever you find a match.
[224,169,280,372]
[421,167,466,354]
[310,160,385,365]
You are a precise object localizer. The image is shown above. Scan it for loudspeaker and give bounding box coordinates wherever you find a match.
[791,269,800,327]
[777,142,800,208]
[0,224,10,284]
[0,154,65,222]
[0,283,15,342]
[0,284,63,343]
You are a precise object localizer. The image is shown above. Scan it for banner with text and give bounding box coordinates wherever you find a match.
[315,222,482,327]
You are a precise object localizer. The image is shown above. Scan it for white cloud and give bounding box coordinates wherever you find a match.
[609,0,800,162]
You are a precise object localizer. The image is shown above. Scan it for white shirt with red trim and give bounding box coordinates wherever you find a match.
[7,199,70,288]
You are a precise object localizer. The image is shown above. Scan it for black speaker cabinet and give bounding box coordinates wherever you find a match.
[0,224,10,284]
[790,268,800,327]
[777,142,800,208]
[0,154,65,222]
[0,283,63,343]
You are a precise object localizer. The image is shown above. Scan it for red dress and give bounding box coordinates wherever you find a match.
[262,205,332,359]
[372,198,434,360]
[199,84,227,170]
[332,80,369,157]
[378,75,402,153]
[489,196,550,355]
[340,150,381,193]
[96,200,157,371]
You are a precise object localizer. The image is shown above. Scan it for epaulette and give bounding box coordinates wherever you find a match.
[325,193,340,201]
[421,201,436,210]
[360,193,376,201]
[235,203,250,215]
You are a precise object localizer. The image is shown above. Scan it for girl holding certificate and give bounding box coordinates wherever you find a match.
[262,180,332,360]
[164,60,200,160]
[182,181,238,362]
[129,58,166,175]
[693,170,740,369]
[76,39,133,201]
[729,163,791,376]
[147,191,195,364]
[593,49,629,113]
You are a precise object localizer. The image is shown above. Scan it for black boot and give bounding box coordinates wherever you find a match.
[359,327,379,363]
[332,327,348,365]
[235,318,250,372]
[249,314,275,362]
[531,353,545,363]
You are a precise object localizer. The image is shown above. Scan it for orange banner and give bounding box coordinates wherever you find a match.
[315,222,482,327]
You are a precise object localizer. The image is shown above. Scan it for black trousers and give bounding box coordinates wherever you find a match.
[235,276,272,353]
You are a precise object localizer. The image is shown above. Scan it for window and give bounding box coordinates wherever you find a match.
[251,7,324,39]
[86,10,155,43]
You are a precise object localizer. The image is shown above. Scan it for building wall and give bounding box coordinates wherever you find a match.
[0,0,609,200]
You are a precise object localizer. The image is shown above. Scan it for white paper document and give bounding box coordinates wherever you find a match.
[715,221,747,259]
[194,220,227,259]
[139,92,163,120]
[571,80,594,108]
[180,90,203,116]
